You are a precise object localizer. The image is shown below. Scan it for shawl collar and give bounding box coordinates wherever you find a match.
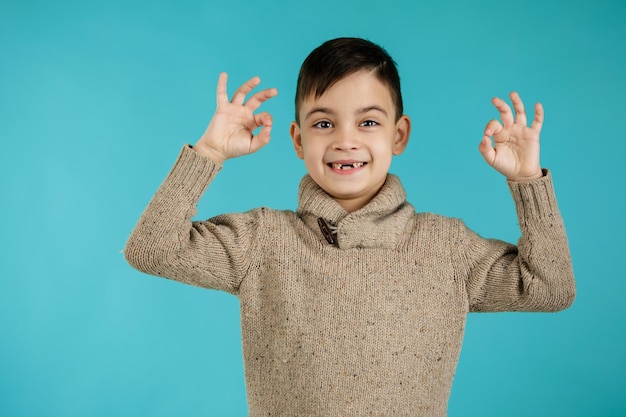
[296,174,415,249]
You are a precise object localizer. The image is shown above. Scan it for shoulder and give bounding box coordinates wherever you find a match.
[220,206,301,232]
[398,210,464,240]
[253,206,299,220]
[208,206,297,224]
[413,211,464,229]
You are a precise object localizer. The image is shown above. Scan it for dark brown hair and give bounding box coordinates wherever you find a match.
[295,37,403,123]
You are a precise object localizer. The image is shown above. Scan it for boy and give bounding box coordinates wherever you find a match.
[125,38,575,416]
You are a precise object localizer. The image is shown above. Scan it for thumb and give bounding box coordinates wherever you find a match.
[478,136,496,167]
[248,112,273,153]
[484,119,503,138]
[248,125,272,153]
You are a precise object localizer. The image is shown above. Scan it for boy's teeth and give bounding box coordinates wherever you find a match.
[330,162,365,170]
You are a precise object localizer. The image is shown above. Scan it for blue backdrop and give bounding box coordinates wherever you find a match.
[1,0,625,416]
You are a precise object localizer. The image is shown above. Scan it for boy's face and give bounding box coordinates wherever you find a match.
[290,70,411,213]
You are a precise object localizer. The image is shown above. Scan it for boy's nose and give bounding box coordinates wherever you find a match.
[332,128,359,150]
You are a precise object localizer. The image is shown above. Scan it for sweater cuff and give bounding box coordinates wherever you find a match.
[163,144,222,201]
[507,169,560,223]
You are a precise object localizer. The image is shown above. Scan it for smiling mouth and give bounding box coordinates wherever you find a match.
[327,162,368,170]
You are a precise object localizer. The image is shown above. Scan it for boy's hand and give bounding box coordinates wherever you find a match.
[193,73,278,165]
[479,92,543,182]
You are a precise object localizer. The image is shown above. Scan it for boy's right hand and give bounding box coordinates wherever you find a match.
[193,72,278,165]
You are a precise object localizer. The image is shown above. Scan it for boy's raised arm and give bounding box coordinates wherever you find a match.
[458,93,576,312]
[124,74,277,293]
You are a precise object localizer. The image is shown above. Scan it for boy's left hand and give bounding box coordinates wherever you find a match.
[479,92,544,182]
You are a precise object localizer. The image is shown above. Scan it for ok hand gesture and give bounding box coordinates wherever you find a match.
[479,92,544,182]
[194,73,278,164]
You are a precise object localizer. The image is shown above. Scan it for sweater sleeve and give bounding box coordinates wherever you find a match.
[124,145,263,295]
[454,170,576,312]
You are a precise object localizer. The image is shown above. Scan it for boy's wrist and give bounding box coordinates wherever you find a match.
[192,142,226,165]
[507,170,544,182]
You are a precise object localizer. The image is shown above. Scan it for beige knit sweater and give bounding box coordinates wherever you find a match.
[125,145,575,416]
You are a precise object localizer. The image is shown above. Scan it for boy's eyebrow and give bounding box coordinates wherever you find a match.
[358,105,389,117]
[304,107,335,121]
[304,105,389,121]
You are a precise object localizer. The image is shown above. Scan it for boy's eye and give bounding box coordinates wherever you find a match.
[360,120,379,127]
[313,121,333,129]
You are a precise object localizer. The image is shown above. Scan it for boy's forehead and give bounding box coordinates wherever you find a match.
[298,71,395,118]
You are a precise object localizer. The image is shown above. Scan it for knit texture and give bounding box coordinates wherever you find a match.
[125,145,576,417]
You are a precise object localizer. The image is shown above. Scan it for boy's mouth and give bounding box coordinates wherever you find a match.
[327,162,368,170]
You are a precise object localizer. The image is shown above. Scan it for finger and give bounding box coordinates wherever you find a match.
[247,128,271,154]
[478,136,496,167]
[252,112,273,131]
[216,72,229,105]
[231,76,261,105]
[484,119,503,138]
[531,102,544,133]
[509,91,527,126]
[492,96,514,127]
[244,112,273,139]
[249,119,273,154]
[254,125,272,148]
[244,87,278,111]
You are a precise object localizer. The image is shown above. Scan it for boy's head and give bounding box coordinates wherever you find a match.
[290,38,411,213]
[294,37,403,124]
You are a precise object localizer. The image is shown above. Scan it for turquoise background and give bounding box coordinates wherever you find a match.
[1,0,625,415]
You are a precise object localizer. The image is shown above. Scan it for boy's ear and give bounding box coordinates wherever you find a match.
[290,121,305,159]
[392,115,411,156]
